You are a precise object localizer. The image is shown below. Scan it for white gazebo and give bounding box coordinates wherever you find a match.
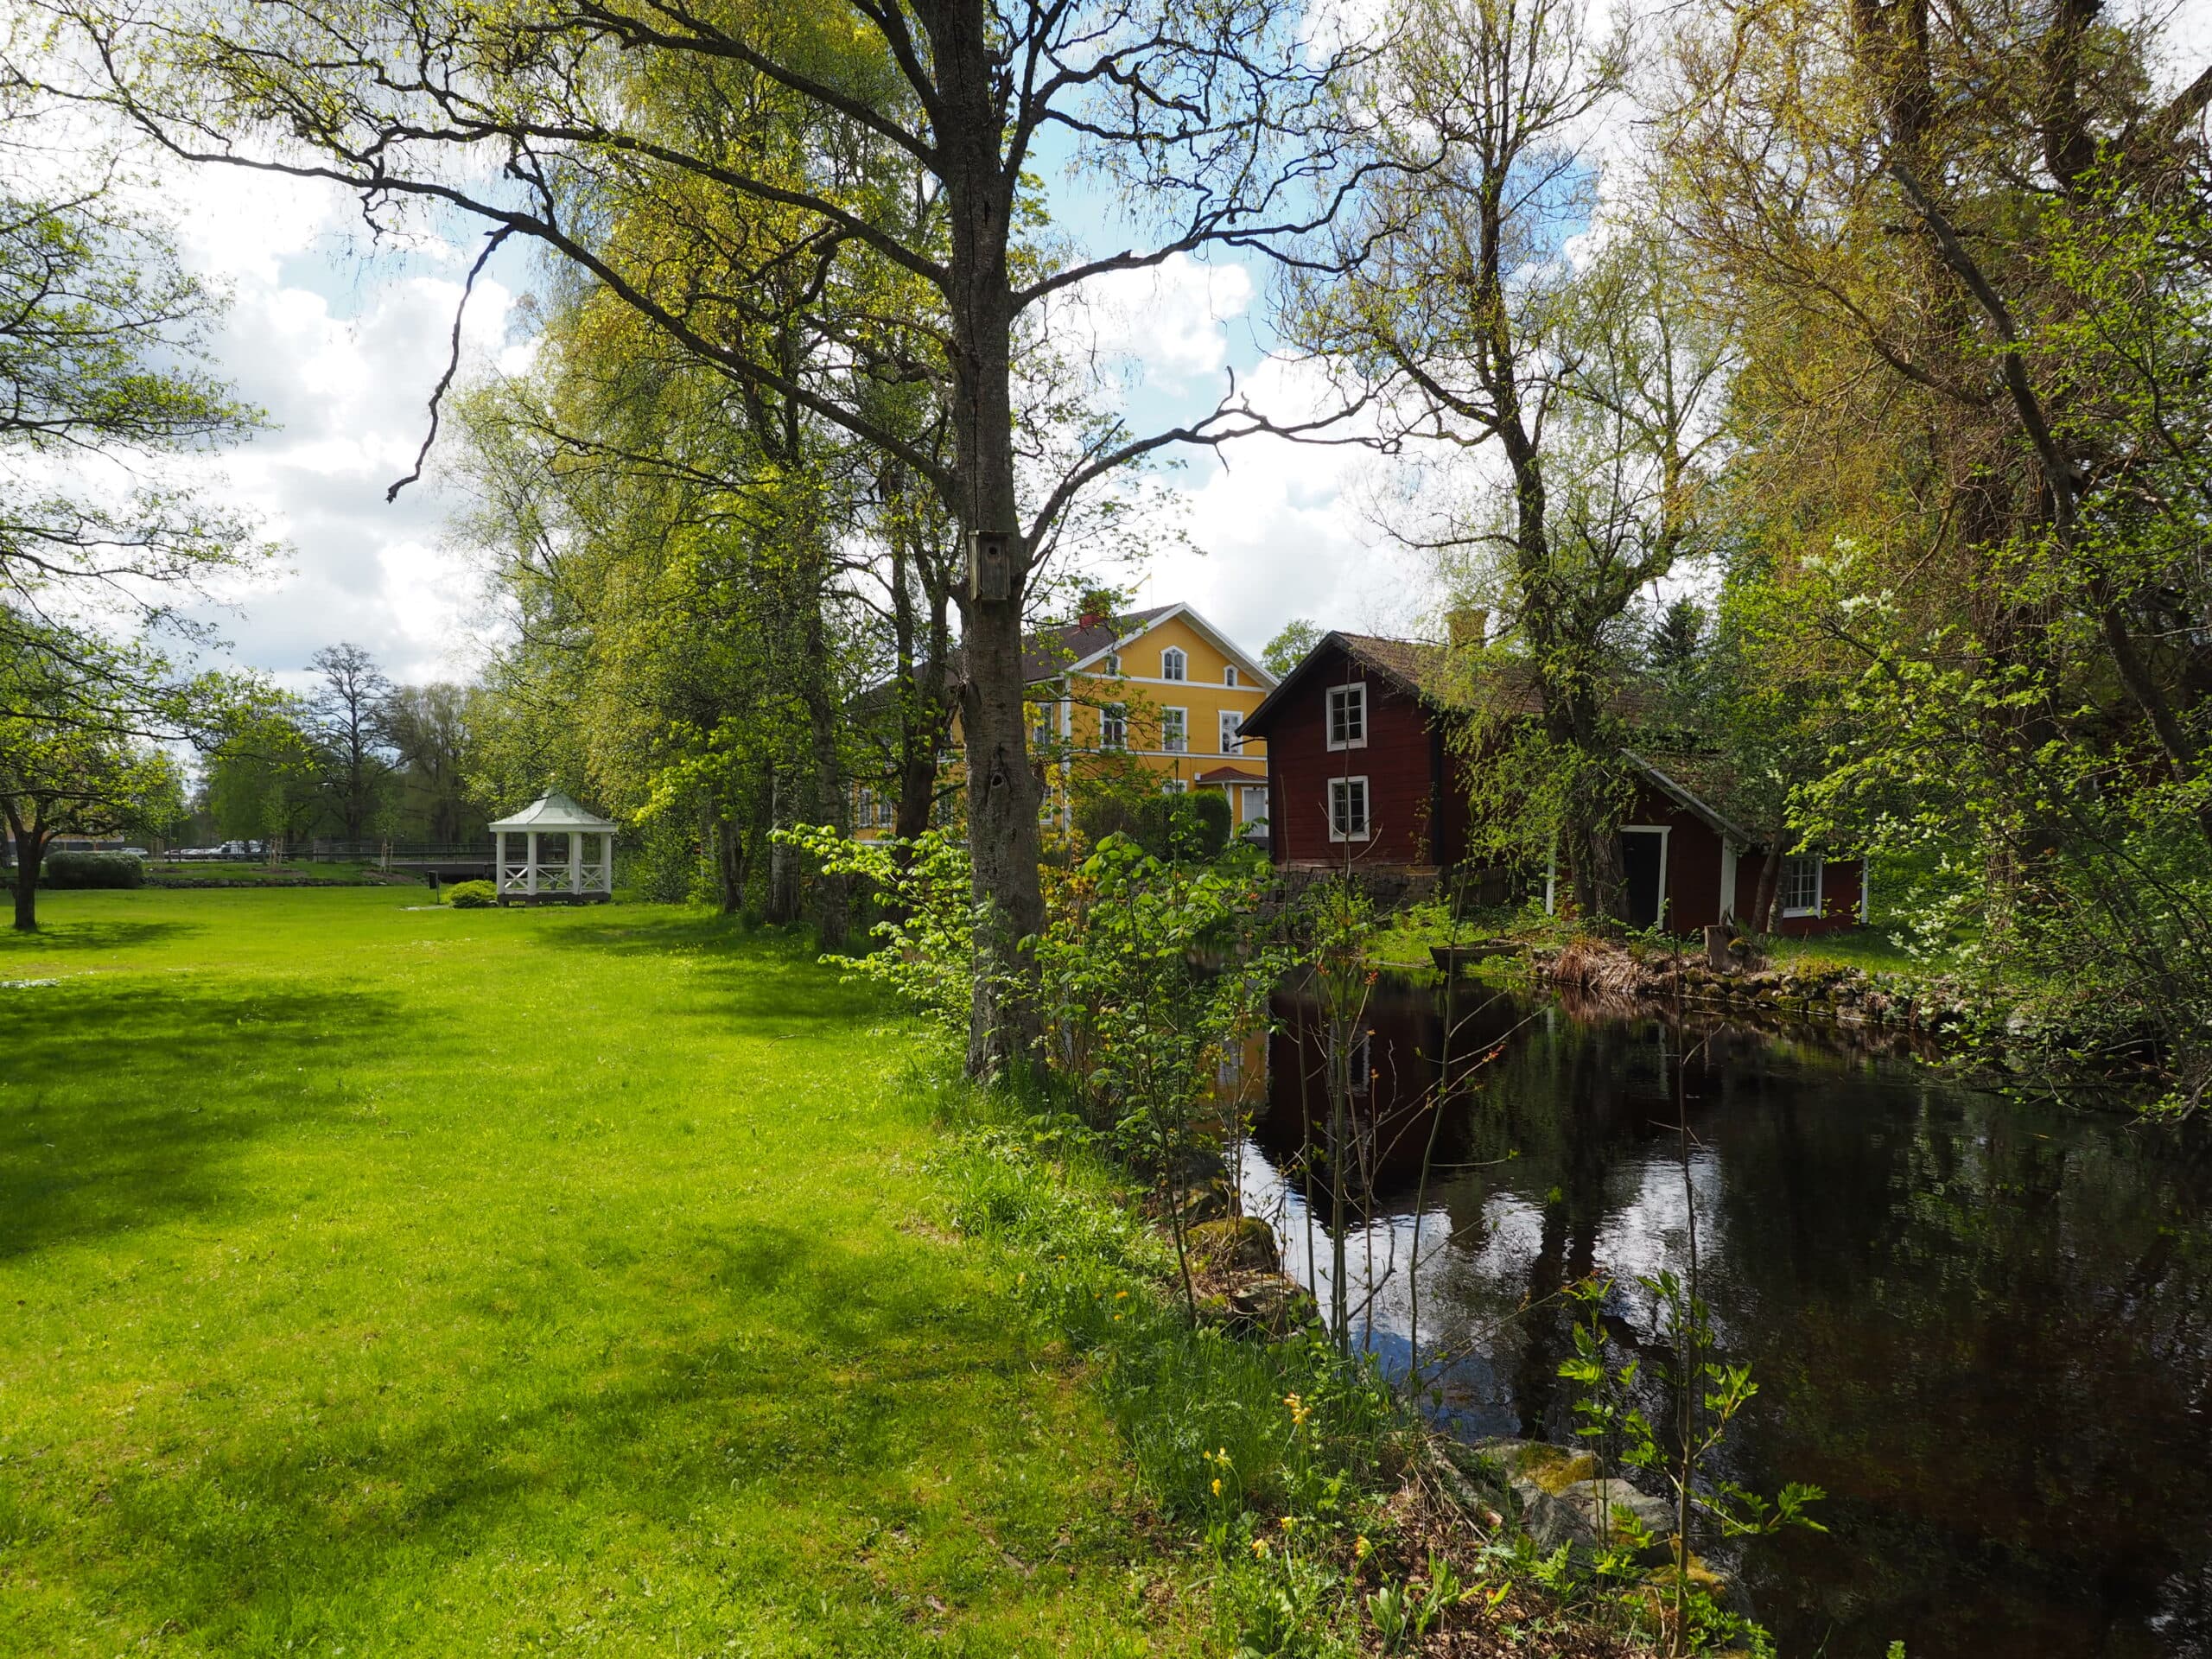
[488,791,618,904]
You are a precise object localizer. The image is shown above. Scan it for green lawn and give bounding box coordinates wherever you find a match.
[0,889,1196,1657]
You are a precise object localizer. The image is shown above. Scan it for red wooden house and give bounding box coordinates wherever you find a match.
[1238,632,1864,936]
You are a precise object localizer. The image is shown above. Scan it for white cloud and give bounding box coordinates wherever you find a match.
[1055,252,1255,390]
[134,163,525,689]
[1120,353,1448,663]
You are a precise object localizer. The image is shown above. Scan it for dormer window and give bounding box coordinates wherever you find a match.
[1224,665,1239,687]
[1105,652,1122,676]
[1160,646,1186,682]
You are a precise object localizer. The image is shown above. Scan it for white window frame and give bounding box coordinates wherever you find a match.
[1240,785,1268,824]
[1160,706,1188,753]
[1104,652,1122,676]
[1328,775,1370,842]
[1219,709,1243,753]
[1160,646,1186,682]
[1782,854,1824,918]
[1327,683,1368,751]
[1224,665,1240,688]
[1101,702,1128,750]
[1161,778,1190,795]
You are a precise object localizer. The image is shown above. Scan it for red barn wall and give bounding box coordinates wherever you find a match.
[1736,852,1866,935]
[1266,651,1441,868]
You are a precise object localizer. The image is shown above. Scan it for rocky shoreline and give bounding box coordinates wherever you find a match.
[1532,934,1988,1039]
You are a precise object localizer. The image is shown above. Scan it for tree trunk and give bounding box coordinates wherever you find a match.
[943,60,1044,1076]
[1752,818,1787,936]
[803,613,851,951]
[9,819,43,932]
[764,761,803,924]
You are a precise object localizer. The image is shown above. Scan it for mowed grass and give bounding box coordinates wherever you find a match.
[0,890,1198,1658]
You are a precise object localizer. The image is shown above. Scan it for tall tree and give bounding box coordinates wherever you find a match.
[0,629,188,930]
[1293,0,1729,919]
[67,0,1414,1069]
[384,683,477,844]
[308,643,394,845]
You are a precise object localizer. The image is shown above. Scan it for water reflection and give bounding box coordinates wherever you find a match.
[1237,977,2212,1658]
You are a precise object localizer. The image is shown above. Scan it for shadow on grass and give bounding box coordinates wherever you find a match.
[0,917,201,956]
[0,973,417,1260]
[64,1218,1064,1651]
[537,909,891,1029]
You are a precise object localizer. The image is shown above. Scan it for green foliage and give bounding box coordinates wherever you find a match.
[1555,1272,1823,1652]
[442,879,497,908]
[1262,620,1322,680]
[40,850,143,889]
[778,823,978,1035]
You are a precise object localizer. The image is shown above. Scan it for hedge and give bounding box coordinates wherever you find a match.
[41,851,145,889]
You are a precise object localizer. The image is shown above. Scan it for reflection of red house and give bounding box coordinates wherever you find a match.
[1239,632,1864,935]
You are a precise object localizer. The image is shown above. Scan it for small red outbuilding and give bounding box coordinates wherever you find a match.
[1238,632,1864,936]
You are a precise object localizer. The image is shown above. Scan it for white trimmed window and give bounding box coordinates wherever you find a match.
[878,795,894,828]
[1160,646,1187,682]
[1161,778,1189,794]
[1032,702,1056,748]
[1783,855,1823,917]
[1224,665,1240,687]
[1105,652,1122,676]
[1160,707,1188,753]
[1219,709,1243,753]
[1327,683,1367,749]
[1328,776,1370,841]
[1240,785,1268,824]
[856,786,874,827]
[1101,703,1128,749]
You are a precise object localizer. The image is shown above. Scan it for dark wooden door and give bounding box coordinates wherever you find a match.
[1620,830,1664,929]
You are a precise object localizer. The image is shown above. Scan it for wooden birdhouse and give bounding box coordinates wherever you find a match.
[969,530,1013,602]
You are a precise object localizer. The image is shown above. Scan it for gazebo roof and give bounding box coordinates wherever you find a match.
[487,791,619,832]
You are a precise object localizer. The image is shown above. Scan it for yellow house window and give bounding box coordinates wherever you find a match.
[1160,647,1186,682]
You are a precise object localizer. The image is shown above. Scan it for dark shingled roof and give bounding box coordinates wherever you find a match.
[1019,604,1179,683]
[851,605,1180,709]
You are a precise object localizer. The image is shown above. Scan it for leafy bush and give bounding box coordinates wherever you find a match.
[41,851,143,889]
[1077,787,1233,862]
[623,812,701,904]
[444,880,497,908]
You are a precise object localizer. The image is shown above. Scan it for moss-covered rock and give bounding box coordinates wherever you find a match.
[1186,1216,1279,1275]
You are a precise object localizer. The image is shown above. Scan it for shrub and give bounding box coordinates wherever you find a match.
[41,851,143,889]
[444,880,497,908]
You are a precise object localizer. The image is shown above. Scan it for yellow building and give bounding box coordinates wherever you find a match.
[854,602,1275,842]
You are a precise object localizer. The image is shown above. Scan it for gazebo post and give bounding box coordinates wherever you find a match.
[495,830,506,901]
[567,830,581,899]
[526,830,540,898]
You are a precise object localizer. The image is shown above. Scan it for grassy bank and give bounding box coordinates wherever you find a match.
[0,889,1205,1656]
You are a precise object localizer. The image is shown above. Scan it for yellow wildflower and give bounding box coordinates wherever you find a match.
[1115,1290,1128,1300]
[1251,1538,1269,1560]
[1279,1516,1294,1532]
[1355,1536,1371,1560]
[1211,1478,1223,1497]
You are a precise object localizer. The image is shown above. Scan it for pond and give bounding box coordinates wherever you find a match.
[1234,977,2212,1658]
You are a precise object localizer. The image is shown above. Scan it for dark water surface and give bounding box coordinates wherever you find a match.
[1236,980,2212,1658]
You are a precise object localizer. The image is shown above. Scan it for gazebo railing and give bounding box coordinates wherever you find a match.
[493,827,615,898]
